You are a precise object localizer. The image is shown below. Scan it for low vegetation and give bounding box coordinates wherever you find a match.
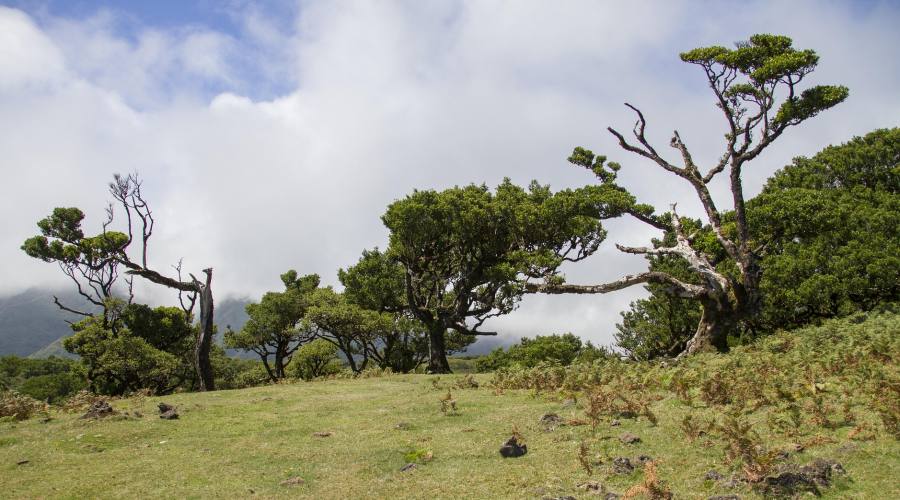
[1,312,897,498]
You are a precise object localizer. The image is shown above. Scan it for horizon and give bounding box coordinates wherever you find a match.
[1,0,898,346]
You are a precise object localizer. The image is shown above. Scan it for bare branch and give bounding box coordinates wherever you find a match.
[525,271,707,299]
[52,295,93,317]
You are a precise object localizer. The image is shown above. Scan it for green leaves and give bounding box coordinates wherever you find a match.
[774,85,849,125]
[382,179,606,327]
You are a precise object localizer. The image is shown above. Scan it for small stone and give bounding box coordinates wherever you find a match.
[312,431,332,437]
[280,476,305,486]
[612,457,634,474]
[399,463,417,472]
[610,419,621,426]
[499,436,527,458]
[619,432,640,444]
[704,470,724,481]
[635,455,653,466]
[578,480,605,493]
[539,413,562,430]
[159,409,179,420]
[80,400,115,419]
[394,422,411,430]
[158,402,175,413]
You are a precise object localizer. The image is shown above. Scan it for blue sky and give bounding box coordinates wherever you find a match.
[1,1,898,344]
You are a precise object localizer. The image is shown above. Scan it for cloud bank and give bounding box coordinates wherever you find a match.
[1,1,898,345]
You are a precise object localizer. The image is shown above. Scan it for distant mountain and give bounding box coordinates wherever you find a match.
[2,289,509,359]
[0,289,84,356]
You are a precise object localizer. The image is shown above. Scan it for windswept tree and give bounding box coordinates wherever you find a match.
[339,248,474,372]
[224,270,319,381]
[382,179,605,373]
[527,34,848,356]
[23,173,219,390]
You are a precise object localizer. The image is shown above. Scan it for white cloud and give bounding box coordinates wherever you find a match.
[1,1,897,346]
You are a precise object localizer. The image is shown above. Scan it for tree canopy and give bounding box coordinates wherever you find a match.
[381,179,605,372]
[527,34,848,356]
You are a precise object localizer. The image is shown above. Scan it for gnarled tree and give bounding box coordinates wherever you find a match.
[382,179,605,373]
[224,270,319,381]
[23,173,219,390]
[526,34,848,355]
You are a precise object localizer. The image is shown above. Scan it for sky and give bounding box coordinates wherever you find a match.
[1,0,898,346]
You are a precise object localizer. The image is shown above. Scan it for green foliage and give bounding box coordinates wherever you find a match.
[476,333,611,372]
[288,339,341,380]
[224,270,321,380]
[616,129,899,357]
[0,356,86,403]
[63,299,196,395]
[382,179,606,371]
[750,128,900,331]
[339,249,476,372]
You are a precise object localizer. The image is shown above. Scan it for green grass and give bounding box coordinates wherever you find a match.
[1,312,898,498]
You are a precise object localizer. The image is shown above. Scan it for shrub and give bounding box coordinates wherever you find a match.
[288,339,342,380]
[477,333,612,372]
[0,390,47,421]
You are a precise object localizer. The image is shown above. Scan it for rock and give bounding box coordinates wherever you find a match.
[159,409,179,420]
[280,476,305,486]
[612,457,634,474]
[610,419,621,426]
[619,432,640,444]
[394,422,411,430]
[499,436,527,458]
[80,400,115,419]
[578,480,603,492]
[158,403,178,420]
[761,458,845,497]
[539,413,562,430]
[704,470,724,481]
[399,463,417,472]
[312,431,332,437]
[635,455,653,466]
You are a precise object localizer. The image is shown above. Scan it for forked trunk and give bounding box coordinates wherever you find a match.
[195,270,215,391]
[680,298,732,357]
[426,322,452,374]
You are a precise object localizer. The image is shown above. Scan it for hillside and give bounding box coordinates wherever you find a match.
[1,312,898,499]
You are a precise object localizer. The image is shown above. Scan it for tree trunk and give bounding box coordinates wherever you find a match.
[426,322,452,374]
[680,299,731,357]
[195,269,215,391]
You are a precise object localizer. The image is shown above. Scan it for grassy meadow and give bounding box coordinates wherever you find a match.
[1,312,898,499]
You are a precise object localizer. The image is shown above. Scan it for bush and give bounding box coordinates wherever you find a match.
[0,356,87,403]
[288,339,342,380]
[0,390,47,421]
[476,333,612,372]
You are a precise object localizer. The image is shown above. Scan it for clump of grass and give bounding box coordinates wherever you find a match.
[453,374,479,389]
[0,391,47,421]
[403,447,433,464]
[623,461,672,499]
[439,389,458,415]
[716,414,779,482]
